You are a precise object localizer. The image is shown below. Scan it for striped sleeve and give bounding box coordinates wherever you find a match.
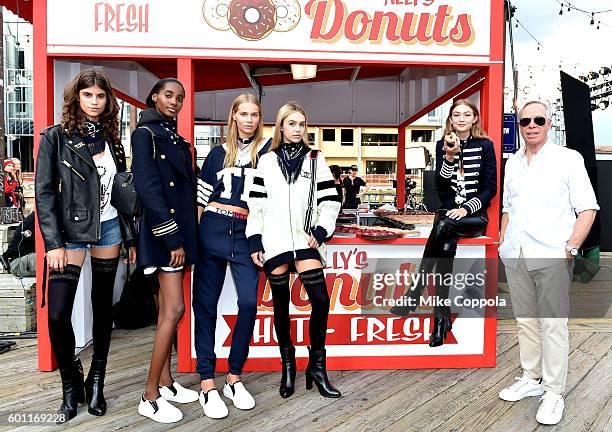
[461,197,483,215]
[439,159,455,179]
[246,168,267,253]
[316,179,341,205]
[197,178,213,208]
[197,150,216,209]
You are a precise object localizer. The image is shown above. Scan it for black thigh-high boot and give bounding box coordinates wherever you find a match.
[390,210,449,316]
[299,269,341,399]
[85,256,119,416]
[429,236,457,348]
[47,264,85,423]
[268,271,295,398]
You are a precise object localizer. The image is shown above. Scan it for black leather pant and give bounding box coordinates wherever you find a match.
[418,209,488,305]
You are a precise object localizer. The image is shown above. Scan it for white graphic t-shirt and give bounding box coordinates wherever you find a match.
[94,143,118,222]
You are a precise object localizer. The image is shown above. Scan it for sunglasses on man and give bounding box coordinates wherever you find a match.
[519,116,547,127]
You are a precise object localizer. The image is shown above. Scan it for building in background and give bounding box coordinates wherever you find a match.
[3,7,33,172]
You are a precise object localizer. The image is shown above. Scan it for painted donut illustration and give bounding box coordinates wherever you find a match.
[272,0,300,32]
[203,0,231,31]
[228,0,277,41]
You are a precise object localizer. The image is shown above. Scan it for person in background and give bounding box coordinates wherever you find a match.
[3,159,22,208]
[342,164,368,209]
[0,211,36,277]
[329,164,344,204]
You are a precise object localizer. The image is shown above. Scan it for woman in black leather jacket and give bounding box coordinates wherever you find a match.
[35,69,136,423]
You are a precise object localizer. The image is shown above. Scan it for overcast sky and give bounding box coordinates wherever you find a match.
[506,0,612,145]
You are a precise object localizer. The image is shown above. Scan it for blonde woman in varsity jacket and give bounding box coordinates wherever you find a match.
[391,99,497,347]
[246,102,341,399]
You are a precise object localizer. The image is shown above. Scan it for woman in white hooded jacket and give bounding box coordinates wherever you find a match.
[246,102,341,400]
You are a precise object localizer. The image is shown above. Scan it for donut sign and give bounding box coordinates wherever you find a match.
[47,0,493,63]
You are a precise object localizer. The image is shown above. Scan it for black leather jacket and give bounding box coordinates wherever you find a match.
[35,125,134,252]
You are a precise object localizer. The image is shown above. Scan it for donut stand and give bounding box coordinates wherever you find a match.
[31,0,504,371]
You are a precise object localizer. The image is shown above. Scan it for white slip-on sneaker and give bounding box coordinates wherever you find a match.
[138,394,183,423]
[223,380,255,410]
[536,392,565,425]
[199,389,229,419]
[499,376,544,402]
[159,381,199,403]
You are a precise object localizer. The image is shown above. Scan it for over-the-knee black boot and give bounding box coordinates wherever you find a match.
[305,346,341,398]
[269,271,295,398]
[279,345,296,398]
[57,356,85,424]
[85,358,107,415]
[429,306,452,348]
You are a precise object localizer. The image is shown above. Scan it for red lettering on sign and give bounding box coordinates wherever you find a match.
[94,1,149,33]
[305,0,475,47]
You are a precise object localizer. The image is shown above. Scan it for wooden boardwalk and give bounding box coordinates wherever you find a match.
[0,320,610,432]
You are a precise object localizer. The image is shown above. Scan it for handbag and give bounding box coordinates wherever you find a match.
[304,150,334,242]
[111,171,141,217]
[111,119,151,217]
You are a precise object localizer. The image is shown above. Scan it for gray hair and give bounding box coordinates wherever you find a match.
[518,101,553,120]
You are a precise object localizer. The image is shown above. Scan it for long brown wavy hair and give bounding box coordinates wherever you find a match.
[270,101,311,151]
[60,69,120,145]
[443,98,489,140]
[224,93,264,168]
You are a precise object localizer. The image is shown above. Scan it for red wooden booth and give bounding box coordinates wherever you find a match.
[22,0,503,372]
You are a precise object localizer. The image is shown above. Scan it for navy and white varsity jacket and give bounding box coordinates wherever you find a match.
[197,139,271,211]
[435,137,497,216]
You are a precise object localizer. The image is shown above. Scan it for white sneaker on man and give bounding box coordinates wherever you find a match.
[138,394,183,423]
[199,389,229,419]
[536,392,565,425]
[159,381,199,403]
[223,380,255,410]
[499,376,544,401]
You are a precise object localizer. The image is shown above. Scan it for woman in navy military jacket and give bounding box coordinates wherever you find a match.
[391,99,497,347]
[131,78,199,424]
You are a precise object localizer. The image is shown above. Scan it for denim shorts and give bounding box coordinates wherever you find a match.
[66,217,122,250]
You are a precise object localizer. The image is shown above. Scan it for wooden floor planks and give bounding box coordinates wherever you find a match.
[0,320,610,432]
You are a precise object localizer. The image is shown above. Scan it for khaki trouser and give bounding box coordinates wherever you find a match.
[505,250,571,394]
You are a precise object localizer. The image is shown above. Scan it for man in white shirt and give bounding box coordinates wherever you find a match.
[497,101,598,425]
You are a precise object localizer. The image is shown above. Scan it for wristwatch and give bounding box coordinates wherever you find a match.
[565,244,579,257]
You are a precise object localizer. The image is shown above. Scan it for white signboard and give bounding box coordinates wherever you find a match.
[47,0,493,64]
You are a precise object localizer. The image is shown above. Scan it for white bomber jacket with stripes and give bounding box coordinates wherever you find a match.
[246,149,341,266]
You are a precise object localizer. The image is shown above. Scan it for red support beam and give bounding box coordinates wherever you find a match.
[176,58,195,372]
[33,0,56,372]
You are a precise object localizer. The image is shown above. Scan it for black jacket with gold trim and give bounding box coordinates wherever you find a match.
[131,109,197,267]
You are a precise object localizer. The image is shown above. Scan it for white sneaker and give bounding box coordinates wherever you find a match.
[499,376,544,401]
[536,392,565,425]
[159,381,199,403]
[223,380,255,410]
[199,389,229,419]
[138,394,183,423]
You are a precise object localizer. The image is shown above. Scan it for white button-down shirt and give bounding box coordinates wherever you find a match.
[499,141,599,270]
